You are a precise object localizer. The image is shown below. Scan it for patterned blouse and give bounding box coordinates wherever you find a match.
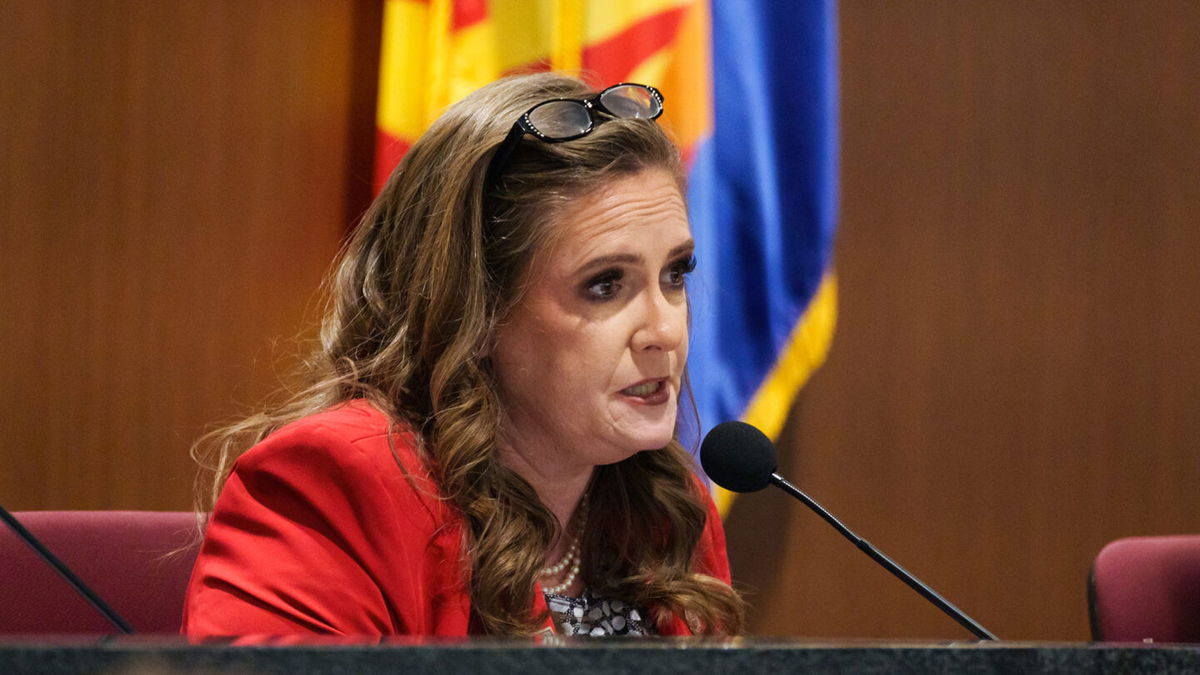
[544,591,651,637]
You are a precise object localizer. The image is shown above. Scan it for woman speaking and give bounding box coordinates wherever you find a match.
[183,73,745,638]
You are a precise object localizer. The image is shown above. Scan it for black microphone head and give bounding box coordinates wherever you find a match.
[700,421,778,493]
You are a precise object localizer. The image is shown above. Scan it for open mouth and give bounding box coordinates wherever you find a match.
[620,380,667,399]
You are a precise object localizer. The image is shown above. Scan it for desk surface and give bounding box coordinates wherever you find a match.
[2,638,1200,674]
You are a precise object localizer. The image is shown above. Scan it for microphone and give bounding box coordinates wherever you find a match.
[700,421,997,641]
[0,504,134,634]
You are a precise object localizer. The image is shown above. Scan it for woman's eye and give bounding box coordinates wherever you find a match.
[664,255,697,288]
[585,270,623,300]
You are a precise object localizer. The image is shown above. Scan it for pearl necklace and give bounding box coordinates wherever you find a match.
[539,494,588,595]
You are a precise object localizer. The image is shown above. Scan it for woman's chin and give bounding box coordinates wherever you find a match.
[589,429,675,466]
[629,425,678,453]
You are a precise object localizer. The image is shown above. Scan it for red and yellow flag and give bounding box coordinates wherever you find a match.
[373,0,711,191]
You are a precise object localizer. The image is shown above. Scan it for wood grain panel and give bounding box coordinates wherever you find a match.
[728,0,1200,641]
[0,1,381,510]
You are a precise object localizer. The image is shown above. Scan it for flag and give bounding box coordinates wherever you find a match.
[686,1,838,513]
[372,1,839,516]
[373,0,711,192]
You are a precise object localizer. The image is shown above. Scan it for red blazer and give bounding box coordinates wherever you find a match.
[182,400,732,639]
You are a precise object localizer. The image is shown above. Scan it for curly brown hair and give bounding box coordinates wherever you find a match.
[192,72,745,636]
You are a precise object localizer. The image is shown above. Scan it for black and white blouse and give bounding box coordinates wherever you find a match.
[544,591,651,637]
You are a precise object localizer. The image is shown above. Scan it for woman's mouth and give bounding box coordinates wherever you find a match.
[619,379,670,404]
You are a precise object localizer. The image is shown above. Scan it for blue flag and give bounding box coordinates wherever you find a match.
[686,0,839,499]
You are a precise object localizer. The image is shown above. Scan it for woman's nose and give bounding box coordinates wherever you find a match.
[631,289,686,352]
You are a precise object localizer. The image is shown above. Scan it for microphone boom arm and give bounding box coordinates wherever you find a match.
[770,473,998,641]
[0,505,134,634]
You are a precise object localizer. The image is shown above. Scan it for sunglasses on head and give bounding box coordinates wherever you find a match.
[484,82,665,192]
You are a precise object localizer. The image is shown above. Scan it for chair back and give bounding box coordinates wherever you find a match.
[1089,535,1200,643]
[0,510,198,635]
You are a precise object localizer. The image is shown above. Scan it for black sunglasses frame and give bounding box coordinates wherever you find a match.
[483,83,664,193]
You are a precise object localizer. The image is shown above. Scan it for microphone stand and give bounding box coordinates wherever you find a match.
[0,505,134,634]
[770,473,997,641]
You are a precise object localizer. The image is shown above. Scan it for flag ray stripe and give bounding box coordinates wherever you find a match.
[581,7,687,84]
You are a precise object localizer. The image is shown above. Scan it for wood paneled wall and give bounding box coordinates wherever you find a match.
[0,1,381,510]
[728,0,1200,641]
[2,0,1196,644]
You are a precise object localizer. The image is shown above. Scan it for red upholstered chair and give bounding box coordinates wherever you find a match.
[1089,535,1200,643]
[0,511,199,635]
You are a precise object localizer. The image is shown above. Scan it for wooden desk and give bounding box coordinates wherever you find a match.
[2,637,1199,674]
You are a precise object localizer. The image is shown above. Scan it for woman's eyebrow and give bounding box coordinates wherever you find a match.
[668,240,695,258]
[573,239,695,276]
[575,253,640,275]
